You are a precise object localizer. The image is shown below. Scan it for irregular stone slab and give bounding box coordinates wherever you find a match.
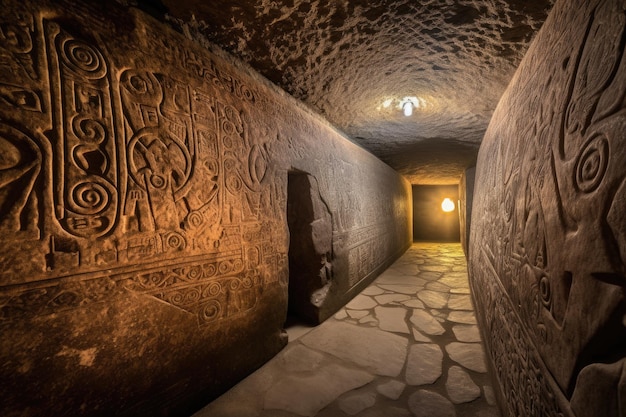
[300,321,409,376]
[447,311,477,324]
[438,274,469,289]
[278,344,325,373]
[412,328,432,343]
[447,294,473,310]
[375,293,411,305]
[374,306,409,334]
[346,295,378,310]
[402,299,425,309]
[347,309,369,319]
[418,271,442,281]
[452,325,481,343]
[425,281,451,292]
[378,284,421,295]
[356,406,412,417]
[417,290,449,309]
[359,315,379,326]
[264,362,374,416]
[406,343,443,385]
[334,309,348,320]
[408,390,456,417]
[419,264,451,272]
[410,310,445,335]
[445,365,481,404]
[377,380,406,400]
[362,285,385,296]
[450,287,471,295]
[446,342,488,373]
[338,390,377,415]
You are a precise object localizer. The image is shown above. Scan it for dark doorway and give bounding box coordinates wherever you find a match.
[286,171,333,327]
[412,185,460,242]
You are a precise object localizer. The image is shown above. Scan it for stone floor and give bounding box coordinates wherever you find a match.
[193,243,501,417]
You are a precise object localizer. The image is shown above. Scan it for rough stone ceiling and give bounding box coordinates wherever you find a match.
[161,0,554,184]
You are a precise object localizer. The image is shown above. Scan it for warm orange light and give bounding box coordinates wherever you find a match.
[441,198,455,212]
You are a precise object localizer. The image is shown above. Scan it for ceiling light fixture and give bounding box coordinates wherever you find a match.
[441,198,455,212]
[403,101,413,117]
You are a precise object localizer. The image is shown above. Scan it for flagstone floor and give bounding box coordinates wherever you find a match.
[193,243,501,417]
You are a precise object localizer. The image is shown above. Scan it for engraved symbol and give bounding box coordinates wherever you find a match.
[575,134,608,193]
[60,38,106,78]
[68,180,111,215]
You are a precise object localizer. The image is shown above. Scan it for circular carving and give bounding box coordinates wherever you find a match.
[149,174,166,189]
[187,266,202,280]
[164,231,186,251]
[201,300,221,322]
[71,117,106,144]
[186,211,204,229]
[205,263,217,277]
[61,38,106,78]
[226,175,243,192]
[239,84,255,102]
[539,276,551,308]
[222,120,235,136]
[242,276,253,288]
[203,282,221,297]
[68,179,110,215]
[575,135,609,193]
[233,258,244,272]
[229,279,240,291]
[127,127,192,193]
[184,288,201,304]
[169,291,185,305]
[218,260,231,274]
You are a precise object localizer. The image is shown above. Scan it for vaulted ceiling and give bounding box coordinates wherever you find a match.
[160,0,554,184]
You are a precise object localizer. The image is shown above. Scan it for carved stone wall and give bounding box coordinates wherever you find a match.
[459,167,475,256]
[0,1,412,416]
[468,0,626,416]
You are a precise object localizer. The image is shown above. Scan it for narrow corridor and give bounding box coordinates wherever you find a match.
[194,243,500,417]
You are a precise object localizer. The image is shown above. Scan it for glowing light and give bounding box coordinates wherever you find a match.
[382,98,393,108]
[441,198,455,212]
[403,101,413,117]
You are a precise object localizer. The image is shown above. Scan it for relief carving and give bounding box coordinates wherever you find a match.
[470,1,626,416]
[0,14,283,325]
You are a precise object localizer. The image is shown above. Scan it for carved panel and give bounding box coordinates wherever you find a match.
[470,1,626,416]
[0,10,283,325]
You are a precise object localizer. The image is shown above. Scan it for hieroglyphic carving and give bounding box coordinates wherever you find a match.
[470,0,626,415]
[46,21,120,239]
[0,12,283,325]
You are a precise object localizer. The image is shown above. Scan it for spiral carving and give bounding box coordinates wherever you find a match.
[539,276,551,308]
[164,231,186,251]
[60,38,106,79]
[68,179,111,215]
[575,134,608,193]
[71,117,106,144]
[201,300,221,322]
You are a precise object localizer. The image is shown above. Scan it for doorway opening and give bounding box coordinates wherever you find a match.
[285,170,333,338]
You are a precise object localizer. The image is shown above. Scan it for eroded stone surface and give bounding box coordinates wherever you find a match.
[164,0,553,184]
[417,290,449,309]
[338,390,377,415]
[452,325,481,343]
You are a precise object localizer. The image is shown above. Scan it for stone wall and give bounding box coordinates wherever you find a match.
[459,167,475,256]
[0,1,412,416]
[469,0,626,416]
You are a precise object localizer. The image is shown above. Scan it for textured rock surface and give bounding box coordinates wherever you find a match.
[161,0,554,184]
[0,0,411,416]
[469,0,626,415]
